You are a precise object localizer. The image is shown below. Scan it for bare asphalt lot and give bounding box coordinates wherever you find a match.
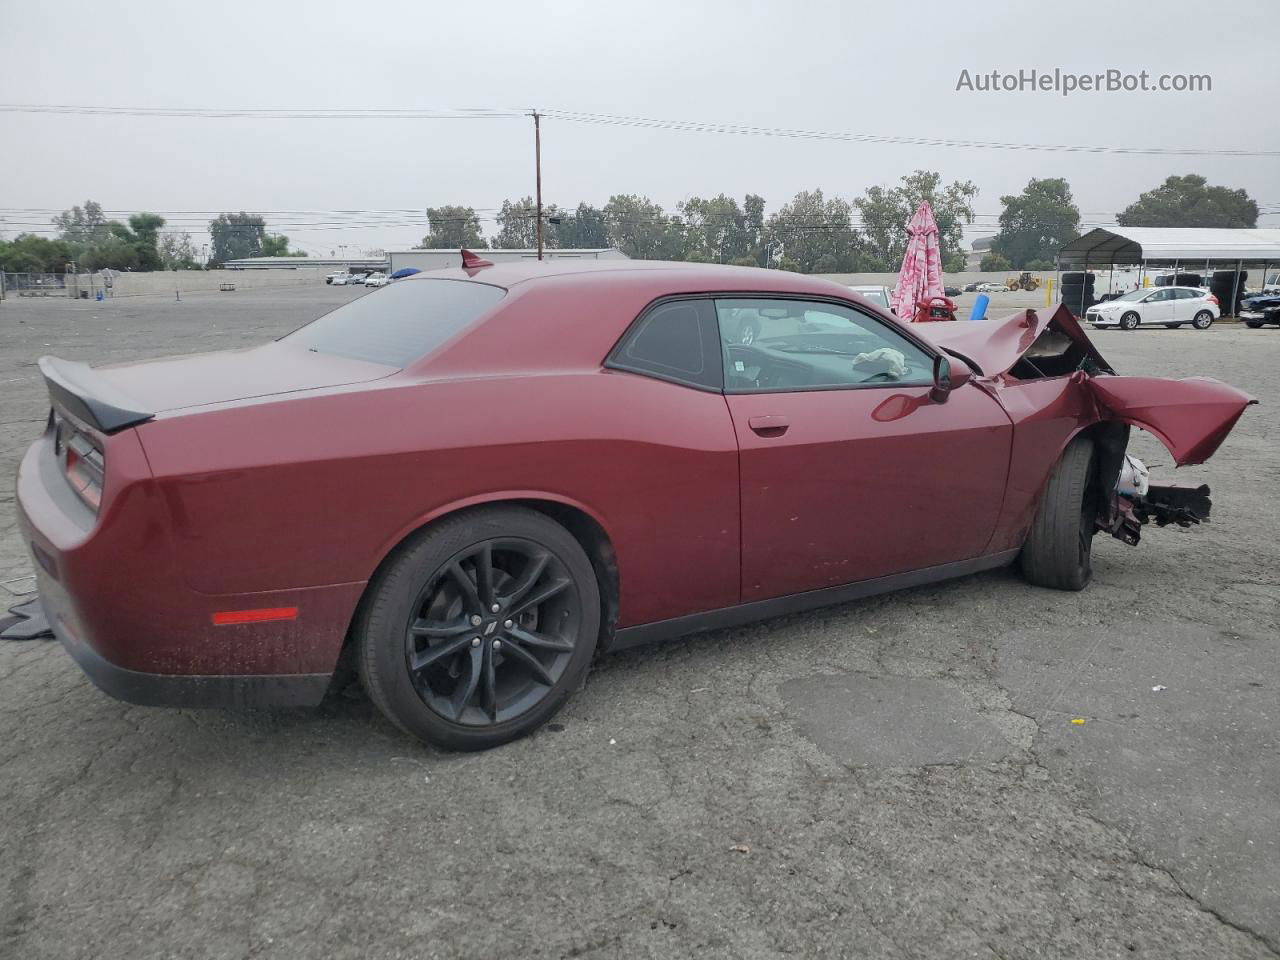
[1,286,1277,960]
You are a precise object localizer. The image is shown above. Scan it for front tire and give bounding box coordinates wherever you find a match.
[358,507,600,751]
[1245,320,1264,329]
[1192,310,1214,330]
[1020,436,1099,592]
[1119,312,1140,330]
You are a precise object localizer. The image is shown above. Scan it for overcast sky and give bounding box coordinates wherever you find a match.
[2,0,1277,256]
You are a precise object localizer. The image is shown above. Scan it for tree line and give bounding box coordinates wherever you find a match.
[0,203,307,274]
[0,173,1259,276]
[420,170,981,274]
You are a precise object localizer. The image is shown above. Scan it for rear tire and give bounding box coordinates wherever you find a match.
[1192,310,1214,330]
[357,506,600,751]
[1020,436,1099,592]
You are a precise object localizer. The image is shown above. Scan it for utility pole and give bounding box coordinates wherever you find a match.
[532,109,543,260]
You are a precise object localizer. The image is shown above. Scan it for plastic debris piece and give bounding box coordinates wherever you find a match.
[1,598,54,641]
[730,844,751,854]
[1071,717,1087,725]
[1152,685,1167,692]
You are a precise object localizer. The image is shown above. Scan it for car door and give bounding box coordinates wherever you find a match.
[1170,287,1201,322]
[1141,288,1176,324]
[715,298,1014,603]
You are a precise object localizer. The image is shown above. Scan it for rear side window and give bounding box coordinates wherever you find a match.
[607,299,722,390]
[285,279,505,366]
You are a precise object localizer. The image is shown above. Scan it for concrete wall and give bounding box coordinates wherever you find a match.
[817,271,1053,286]
[66,268,330,299]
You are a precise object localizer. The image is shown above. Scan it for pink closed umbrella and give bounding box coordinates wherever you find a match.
[889,202,946,321]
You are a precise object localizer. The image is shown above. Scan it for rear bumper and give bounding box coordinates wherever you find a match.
[49,593,332,708]
[16,428,361,704]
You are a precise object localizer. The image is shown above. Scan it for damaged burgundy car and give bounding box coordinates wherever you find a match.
[16,258,1255,750]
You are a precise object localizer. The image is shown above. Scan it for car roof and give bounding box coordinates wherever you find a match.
[399,258,856,297]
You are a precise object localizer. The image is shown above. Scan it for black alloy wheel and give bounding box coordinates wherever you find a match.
[405,538,578,726]
[358,507,600,750]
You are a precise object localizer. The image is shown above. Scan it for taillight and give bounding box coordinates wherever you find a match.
[53,412,105,511]
[1207,294,1219,305]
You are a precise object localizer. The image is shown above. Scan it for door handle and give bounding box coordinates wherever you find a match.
[748,415,789,436]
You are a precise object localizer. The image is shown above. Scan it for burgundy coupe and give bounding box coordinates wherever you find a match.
[17,257,1254,749]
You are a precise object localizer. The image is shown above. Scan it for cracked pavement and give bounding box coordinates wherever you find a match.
[1,287,1277,959]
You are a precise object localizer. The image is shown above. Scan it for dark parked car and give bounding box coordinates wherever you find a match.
[944,286,963,297]
[17,256,1254,750]
[1240,292,1280,328]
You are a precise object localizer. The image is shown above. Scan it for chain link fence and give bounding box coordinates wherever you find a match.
[0,272,115,300]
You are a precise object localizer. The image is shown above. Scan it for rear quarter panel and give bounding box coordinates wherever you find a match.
[137,370,741,629]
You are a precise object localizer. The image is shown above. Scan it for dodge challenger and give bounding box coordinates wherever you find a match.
[16,255,1255,749]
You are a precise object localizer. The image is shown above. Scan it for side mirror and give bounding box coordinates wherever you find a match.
[930,354,972,403]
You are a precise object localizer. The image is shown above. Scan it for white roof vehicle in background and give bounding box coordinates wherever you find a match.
[363,273,389,288]
[1085,287,1220,330]
[846,284,891,309]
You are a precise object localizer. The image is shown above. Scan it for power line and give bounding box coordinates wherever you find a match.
[538,110,1280,158]
[2,102,1277,157]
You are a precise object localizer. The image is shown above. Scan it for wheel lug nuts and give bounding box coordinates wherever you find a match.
[470,614,483,626]
[492,640,502,650]
[490,603,501,613]
[503,619,513,629]
[471,637,481,647]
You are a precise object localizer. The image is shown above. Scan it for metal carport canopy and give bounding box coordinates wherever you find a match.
[1059,227,1280,267]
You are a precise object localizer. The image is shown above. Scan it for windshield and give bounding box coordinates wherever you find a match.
[285,278,505,366]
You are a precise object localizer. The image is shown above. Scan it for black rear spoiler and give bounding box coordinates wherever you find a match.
[38,356,154,434]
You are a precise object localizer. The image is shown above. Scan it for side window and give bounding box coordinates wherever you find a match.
[607,299,722,390]
[716,299,934,393]
[1148,289,1173,302]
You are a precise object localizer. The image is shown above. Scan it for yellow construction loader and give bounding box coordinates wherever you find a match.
[1006,271,1041,292]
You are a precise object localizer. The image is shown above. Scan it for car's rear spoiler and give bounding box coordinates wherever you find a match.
[38,356,154,434]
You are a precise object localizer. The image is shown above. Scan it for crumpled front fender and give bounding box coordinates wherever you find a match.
[1086,376,1257,466]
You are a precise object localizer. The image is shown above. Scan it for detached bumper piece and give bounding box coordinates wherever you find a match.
[1102,484,1212,546]
[1,597,54,641]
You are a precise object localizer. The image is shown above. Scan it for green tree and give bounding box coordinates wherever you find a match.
[260,233,307,257]
[763,189,862,273]
[603,195,683,260]
[209,212,267,263]
[127,213,165,270]
[855,170,978,272]
[494,197,563,249]
[743,194,766,265]
[980,252,1012,272]
[678,194,766,264]
[0,233,75,273]
[51,201,110,245]
[158,232,201,270]
[991,178,1081,268]
[419,206,488,249]
[548,202,610,249]
[1117,174,1258,228]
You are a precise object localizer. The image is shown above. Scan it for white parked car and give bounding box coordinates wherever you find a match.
[1085,287,1220,330]
[846,284,892,310]
[363,273,389,288]
[977,282,1010,293]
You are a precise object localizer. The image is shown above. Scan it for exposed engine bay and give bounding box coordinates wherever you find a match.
[914,305,1256,549]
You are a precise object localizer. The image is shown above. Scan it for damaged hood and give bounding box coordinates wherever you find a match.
[913,306,1110,378]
